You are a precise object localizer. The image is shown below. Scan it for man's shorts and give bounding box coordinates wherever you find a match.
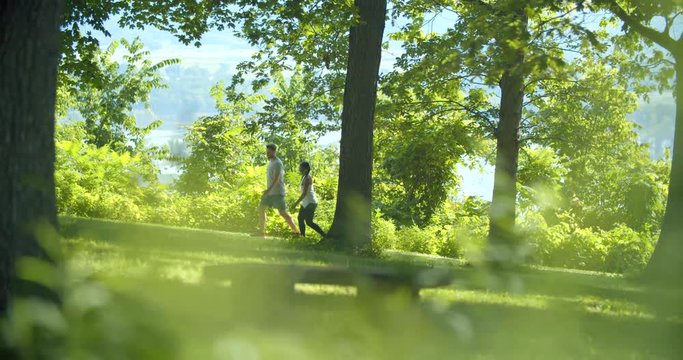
[260,194,286,211]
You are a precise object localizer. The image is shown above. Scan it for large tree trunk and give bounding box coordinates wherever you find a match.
[643,56,683,285]
[487,8,528,267]
[326,0,387,253]
[0,0,64,316]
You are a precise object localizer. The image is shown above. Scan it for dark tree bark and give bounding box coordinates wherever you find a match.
[644,54,683,284]
[326,0,387,253]
[487,7,528,267]
[0,0,64,316]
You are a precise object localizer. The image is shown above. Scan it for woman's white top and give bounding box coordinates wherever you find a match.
[300,174,318,207]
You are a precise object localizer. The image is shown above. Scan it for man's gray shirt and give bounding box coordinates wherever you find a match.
[266,157,286,196]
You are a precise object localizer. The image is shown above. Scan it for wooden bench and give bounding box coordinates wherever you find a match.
[203,263,455,299]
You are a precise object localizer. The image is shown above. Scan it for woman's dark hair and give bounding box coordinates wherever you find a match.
[299,161,311,176]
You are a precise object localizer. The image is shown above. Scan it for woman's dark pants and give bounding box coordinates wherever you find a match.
[298,204,326,237]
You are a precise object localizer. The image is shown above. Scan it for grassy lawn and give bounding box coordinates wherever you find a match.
[56,216,682,359]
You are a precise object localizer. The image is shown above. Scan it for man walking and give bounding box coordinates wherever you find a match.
[254,144,300,236]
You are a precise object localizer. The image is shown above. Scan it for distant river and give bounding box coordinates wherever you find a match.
[146,128,186,147]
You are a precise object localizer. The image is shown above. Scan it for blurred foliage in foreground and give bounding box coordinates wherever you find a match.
[3,219,682,359]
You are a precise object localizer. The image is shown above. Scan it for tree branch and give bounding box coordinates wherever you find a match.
[663,12,673,37]
[609,1,676,51]
[532,6,579,33]
[460,0,497,14]
[391,98,498,134]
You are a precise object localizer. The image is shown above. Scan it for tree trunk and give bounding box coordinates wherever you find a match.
[643,56,683,285]
[487,8,528,267]
[0,0,64,316]
[326,0,387,254]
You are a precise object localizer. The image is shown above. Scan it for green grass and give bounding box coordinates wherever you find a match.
[50,216,683,359]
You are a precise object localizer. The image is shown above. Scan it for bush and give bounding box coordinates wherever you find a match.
[428,198,489,263]
[436,225,462,258]
[602,225,654,274]
[450,216,488,264]
[55,140,162,222]
[556,228,608,270]
[371,211,396,252]
[524,216,607,271]
[522,224,567,267]
[395,226,439,255]
[521,212,654,273]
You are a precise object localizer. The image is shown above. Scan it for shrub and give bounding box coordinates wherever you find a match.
[55,140,161,222]
[602,225,654,274]
[451,216,488,264]
[371,211,396,252]
[525,220,607,271]
[555,228,608,270]
[520,213,567,266]
[521,212,654,273]
[395,226,439,255]
[436,225,462,258]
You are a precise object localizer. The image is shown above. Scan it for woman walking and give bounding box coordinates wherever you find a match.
[292,161,326,238]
